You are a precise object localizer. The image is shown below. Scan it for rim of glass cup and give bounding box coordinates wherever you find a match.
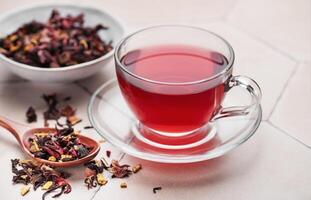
[114,24,235,85]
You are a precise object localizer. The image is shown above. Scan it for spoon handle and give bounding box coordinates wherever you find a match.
[0,116,24,146]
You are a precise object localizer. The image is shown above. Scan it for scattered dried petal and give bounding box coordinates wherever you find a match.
[132,164,142,173]
[98,139,106,143]
[109,160,132,178]
[96,174,107,186]
[84,126,94,129]
[26,106,37,123]
[153,187,162,194]
[67,115,82,125]
[42,181,53,190]
[120,182,127,188]
[106,150,111,158]
[21,186,30,196]
[60,105,76,117]
[11,159,71,199]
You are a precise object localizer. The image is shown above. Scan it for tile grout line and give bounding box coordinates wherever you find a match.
[222,21,298,63]
[266,63,300,120]
[267,120,311,149]
[90,186,101,200]
[75,82,94,96]
[0,79,28,84]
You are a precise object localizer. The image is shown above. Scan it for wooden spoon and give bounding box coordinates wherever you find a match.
[0,116,100,167]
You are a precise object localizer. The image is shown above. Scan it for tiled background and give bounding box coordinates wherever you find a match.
[0,0,310,199]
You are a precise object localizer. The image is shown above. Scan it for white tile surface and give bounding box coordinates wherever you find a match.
[270,63,311,146]
[0,0,236,28]
[79,0,236,27]
[93,123,311,200]
[228,0,311,61]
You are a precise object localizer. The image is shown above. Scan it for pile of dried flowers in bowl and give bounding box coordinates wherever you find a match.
[0,10,112,68]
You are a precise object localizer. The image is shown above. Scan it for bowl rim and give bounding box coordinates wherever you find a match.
[0,2,126,72]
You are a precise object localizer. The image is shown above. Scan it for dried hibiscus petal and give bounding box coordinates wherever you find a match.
[26,106,37,123]
[108,160,132,178]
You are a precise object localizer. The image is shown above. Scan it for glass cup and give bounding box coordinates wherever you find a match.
[115,25,261,140]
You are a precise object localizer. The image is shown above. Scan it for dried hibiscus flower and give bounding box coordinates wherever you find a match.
[108,160,132,178]
[84,159,107,189]
[0,9,112,68]
[28,126,92,162]
[41,93,81,127]
[83,158,140,189]
[42,93,61,126]
[11,159,71,199]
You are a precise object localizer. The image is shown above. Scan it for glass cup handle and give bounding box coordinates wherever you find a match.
[211,75,262,121]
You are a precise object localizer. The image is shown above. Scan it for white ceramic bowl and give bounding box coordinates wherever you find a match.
[0,3,125,82]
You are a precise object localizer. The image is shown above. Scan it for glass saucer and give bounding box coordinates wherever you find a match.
[88,79,262,163]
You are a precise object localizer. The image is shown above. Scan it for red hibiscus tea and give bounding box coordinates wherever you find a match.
[116,45,229,134]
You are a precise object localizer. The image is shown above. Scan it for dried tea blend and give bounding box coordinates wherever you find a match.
[0,10,112,68]
[84,158,142,189]
[28,126,92,162]
[11,159,71,200]
[25,93,82,127]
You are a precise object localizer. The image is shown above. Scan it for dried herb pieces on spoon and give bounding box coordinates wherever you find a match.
[29,127,92,162]
[0,9,112,68]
